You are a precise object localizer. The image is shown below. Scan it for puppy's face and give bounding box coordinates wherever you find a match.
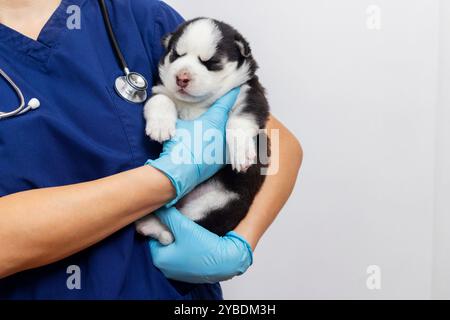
[159,18,255,103]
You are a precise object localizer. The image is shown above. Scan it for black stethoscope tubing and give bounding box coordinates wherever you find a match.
[98,0,148,104]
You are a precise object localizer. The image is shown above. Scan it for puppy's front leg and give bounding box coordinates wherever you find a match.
[144,93,177,143]
[227,113,259,172]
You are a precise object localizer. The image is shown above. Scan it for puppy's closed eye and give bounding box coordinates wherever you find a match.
[170,50,185,62]
[198,56,222,71]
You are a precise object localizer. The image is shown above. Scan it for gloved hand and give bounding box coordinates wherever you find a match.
[149,207,253,284]
[146,88,240,206]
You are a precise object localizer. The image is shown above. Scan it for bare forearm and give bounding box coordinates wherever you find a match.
[0,166,174,278]
[234,115,303,250]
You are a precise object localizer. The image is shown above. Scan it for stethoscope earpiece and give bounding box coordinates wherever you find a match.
[28,98,41,110]
[16,97,40,116]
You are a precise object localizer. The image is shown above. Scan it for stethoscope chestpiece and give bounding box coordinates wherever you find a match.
[114,69,148,104]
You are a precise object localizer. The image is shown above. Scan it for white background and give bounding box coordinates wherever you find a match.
[166,0,450,299]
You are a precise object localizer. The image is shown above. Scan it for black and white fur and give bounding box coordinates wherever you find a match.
[136,18,270,244]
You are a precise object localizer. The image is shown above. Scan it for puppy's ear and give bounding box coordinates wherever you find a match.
[162,33,173,50]
[234,34,252,58]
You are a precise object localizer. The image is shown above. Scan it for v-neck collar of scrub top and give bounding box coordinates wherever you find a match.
[0,0,86,69]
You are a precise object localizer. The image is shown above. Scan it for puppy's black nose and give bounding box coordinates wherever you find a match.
[176,72,191,88]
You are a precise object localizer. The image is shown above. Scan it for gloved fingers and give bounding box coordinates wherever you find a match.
[149,237,180,260]
[155,206,193,237]
[174,118,189,130]
[149,239,202,282]
[156,207,222,246]
[149,239,172,270]
[149,238,163,252]
[200,87,241,123]
[214,87,241,110]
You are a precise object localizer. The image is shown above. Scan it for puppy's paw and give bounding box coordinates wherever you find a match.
[158,230,175,246]
[143,94,177,143]
[145,117,176,143]
[227,131,257,173]
[135,216,162,237]
[136,215,175,245]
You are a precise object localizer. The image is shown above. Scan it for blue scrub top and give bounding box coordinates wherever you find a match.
[0,0,222,300]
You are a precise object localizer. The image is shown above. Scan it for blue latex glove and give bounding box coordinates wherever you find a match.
[146,88,240,206]
[149,207,253,284]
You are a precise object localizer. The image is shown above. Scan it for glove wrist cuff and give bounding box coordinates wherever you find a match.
[226,231,254,267]
[146,157,198,207]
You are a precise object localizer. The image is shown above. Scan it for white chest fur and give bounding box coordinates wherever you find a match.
[177,105,209,121]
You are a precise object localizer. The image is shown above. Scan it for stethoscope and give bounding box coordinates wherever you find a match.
[0,0,148,120]
[98,0,148,104]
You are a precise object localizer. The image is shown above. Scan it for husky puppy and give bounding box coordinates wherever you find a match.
[136,18,270,244]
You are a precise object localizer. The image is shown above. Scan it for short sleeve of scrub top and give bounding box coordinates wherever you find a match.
[0,0,223,300]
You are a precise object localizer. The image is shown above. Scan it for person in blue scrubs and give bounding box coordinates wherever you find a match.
[0,0,303,299]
